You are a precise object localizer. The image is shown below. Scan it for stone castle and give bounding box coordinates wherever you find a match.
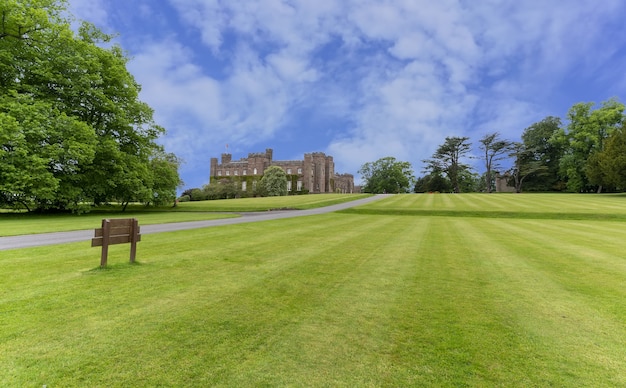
[210,148,355,194]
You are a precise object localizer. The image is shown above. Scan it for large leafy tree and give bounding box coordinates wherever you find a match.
[423,136,472,193]
[0,0,180,211]
[260,166,288,196]
[592,125,626,191]
[0,94,96,210]
[414,173,451,193]
[479,132,513,193]
[149,151,184,205]
[520,116,564,191]
[554,99,625,192]
[359,157,415,194]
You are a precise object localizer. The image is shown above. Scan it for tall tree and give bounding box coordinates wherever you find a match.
[359,157,415,194]
[592,125,626,191]
[149,151,184,205]
[521,116,564,191]
[423,136,472,193]
[508,142,547,193]
[479,132,513,193]
[554,99,625,192]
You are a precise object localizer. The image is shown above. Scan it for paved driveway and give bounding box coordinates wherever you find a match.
[0,195,388,250]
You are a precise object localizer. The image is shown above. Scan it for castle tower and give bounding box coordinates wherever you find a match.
[210,157,218,178]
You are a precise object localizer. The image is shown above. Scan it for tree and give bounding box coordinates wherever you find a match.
[520,116,564,191]
[458,169,482,193]
[423,137,472,193]
[260,166,288,196]
[147,151,183,205]
[0,0,179,211]
[414,173,451,193]
[479,132,513,193]
[359,157,415,193]
[508,142,547,193]
[593,125,626,190]
[555,99,625,192]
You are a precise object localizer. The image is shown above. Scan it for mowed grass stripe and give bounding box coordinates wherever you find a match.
[461,218,626,385]
[391,217,626,386]
[345,193,626,220]
[381,217,546,386]
[484,219,626,317]
[356,193,626,214]
[232,216,433,386]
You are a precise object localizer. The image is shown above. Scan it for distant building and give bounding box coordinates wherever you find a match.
[210,148,355,194]
[495,173,516,193]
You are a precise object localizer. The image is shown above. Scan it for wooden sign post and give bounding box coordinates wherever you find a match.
[91,218,141,267]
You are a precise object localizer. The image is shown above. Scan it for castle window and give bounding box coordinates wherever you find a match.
[217,171,222,176]
[254,168,257,175]
[287,181,292,191]
[234,170,238,176]
[243,169,247,175]
[297,168,302,174]
[297,181,302,191]
[242,181,247,191]
[287,168,292,174]
[226,171,230,176]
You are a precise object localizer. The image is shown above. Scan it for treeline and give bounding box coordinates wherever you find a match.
[417,98,626,193]
[0,0,181,212]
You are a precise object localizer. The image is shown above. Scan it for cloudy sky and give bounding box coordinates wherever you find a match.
[68,0,626,189]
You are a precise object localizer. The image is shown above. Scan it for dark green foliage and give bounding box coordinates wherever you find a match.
[479,132,513,193]
[519,116,564,191]
[423,137,472,193]
[555,99,625,192]
[359,157,415,193]
[591,125,626,190]
[414,174,451,193]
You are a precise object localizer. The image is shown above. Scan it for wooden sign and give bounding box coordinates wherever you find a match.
[91,218,141,267]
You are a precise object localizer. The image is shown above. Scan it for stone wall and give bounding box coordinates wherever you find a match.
[210,148,354,194]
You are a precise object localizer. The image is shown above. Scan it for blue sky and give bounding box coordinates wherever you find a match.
[68,0,626,189]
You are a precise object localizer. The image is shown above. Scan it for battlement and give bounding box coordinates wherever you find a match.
[209,148,353,193]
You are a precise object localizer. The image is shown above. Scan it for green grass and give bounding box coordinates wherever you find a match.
[1,194,626,386]
[172,193,372,212]
[342,192,626,220]
[0,194,370,236]
[0,211,239,237]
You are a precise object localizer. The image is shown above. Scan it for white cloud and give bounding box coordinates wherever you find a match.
[67,0,109,26]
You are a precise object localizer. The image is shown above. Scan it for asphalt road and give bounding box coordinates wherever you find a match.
[0,195,388,251]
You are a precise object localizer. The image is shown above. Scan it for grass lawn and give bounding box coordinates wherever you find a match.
[1,194,625,386]
[0,211,239,237]
[0,194,371,236]
[172,193,372,212]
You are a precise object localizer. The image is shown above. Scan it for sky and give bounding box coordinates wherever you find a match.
[67,0,626,189]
